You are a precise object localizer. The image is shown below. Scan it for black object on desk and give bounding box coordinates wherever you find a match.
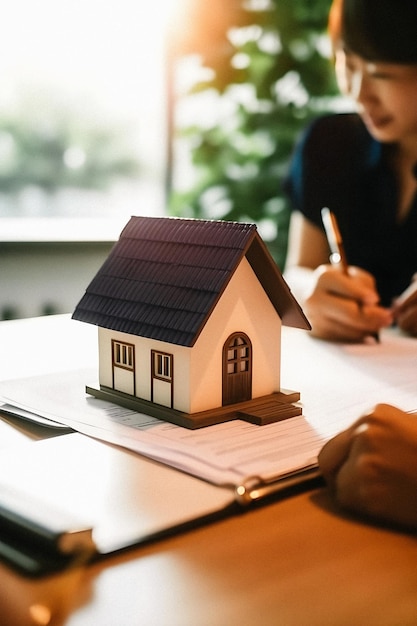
[0,488,95,576]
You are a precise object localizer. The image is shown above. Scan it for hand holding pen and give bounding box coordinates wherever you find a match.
[300,208,392,343]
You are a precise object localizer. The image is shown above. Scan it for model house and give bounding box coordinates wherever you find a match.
[72,216,310,428]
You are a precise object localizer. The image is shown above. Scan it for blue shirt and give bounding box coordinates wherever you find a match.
[284,113,417,306]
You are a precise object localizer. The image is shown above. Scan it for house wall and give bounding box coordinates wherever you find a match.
[188,257,281,413]
[97,257,282,414]
[97,327,191,407]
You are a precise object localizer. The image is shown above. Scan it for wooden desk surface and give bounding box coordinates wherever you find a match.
[1,482,416,626]
[1,316,416,626]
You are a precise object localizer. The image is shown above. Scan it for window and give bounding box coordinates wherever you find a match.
[152,350,173,382]
[113,340,134,371]
[226,335,250,374]
[0,1,184,224]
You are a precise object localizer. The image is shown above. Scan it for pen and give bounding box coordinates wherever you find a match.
[321,207,348,273]
[321,207,380,342]
[392,278,417,311]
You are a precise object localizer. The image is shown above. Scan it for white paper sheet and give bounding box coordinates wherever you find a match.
[281,328,417,437]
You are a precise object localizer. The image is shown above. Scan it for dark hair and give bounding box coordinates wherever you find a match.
[329,0,417,63]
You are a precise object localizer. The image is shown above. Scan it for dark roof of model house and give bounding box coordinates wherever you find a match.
[72,216,310,346]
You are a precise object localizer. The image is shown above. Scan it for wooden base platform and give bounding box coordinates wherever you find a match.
[85,385,302,429]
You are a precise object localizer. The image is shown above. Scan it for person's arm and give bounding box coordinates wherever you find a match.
[285,210,329,269]
[284,212,393,342]
[283,211,329,308]
[318,403,417,531]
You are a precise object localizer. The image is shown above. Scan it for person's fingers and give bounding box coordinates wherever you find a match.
[318,427,356,488]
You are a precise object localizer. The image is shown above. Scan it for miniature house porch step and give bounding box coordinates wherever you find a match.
[86,385,302,429]
[236,396,302,425]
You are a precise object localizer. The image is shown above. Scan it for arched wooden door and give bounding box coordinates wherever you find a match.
[222,332,252,406]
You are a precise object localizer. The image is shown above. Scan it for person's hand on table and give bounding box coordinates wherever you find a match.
[318,403,417,530]
[303,265,393,342]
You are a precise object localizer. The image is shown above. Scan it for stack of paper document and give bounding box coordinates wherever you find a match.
[0,367,323,489]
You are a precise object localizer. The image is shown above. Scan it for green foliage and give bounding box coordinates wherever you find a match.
[0,95,140,196]
[169,0,338,267]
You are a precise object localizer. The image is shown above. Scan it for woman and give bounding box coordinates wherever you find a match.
[284,0,417,342]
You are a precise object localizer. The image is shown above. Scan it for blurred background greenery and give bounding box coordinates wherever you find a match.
[167,0,339,267]
[1,0,343,267]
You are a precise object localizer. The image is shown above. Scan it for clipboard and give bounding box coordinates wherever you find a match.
[0,433,320,577]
